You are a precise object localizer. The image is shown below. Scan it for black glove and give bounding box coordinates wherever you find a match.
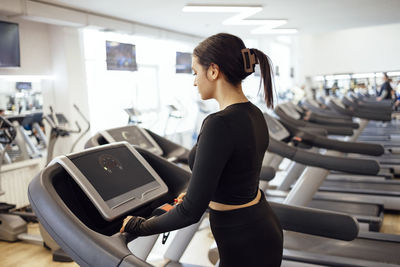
[123,216,146,235]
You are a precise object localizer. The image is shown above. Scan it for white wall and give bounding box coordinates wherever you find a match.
[298,23,400,81]
[43,26,90,156]
[0,19,52,75]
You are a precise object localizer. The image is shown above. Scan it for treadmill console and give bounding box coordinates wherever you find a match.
[329,98,346,109]
[100,125,163,156]
[279,103,301,120]
[287,102,304,114]
[307,99,320,107]
[52,142,168,221]
[263,113,290,141]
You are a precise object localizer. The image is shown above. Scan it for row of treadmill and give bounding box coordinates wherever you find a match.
[27,92,400,267]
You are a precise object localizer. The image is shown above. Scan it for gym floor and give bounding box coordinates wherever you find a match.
[0,212,399,267]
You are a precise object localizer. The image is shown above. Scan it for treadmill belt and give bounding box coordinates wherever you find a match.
[284,231,400,265]
[320,181,400,196]
[308,199,380,217]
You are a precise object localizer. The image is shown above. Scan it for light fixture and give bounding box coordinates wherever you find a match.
[333,74,351,80]
[387,71,400,76]
[352,73,376,79]
[182,5,297,34]
[322,74,351,81]
[252,28,298,34]
[325,75,336,81]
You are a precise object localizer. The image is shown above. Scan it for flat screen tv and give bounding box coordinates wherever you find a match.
[176,52,192,74]
[105,41,137,71]
[16,82,32,91]
[0,21,20,68]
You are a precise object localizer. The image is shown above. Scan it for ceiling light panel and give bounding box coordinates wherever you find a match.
[183,5,297,34]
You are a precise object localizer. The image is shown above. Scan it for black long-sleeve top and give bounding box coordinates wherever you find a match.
[132,101,269,236]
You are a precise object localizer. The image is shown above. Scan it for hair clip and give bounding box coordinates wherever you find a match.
[241,48,258,73]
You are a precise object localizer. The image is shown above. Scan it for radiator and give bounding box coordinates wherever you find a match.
[0,158,44,208]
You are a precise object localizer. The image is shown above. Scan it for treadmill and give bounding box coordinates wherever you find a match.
[275,102,400,202]
[275,102,394,177]
[264,118,400,266]
[85,125,190,165]
[262,113,384,231]
[31,141,391,267]
[298,97,400,171]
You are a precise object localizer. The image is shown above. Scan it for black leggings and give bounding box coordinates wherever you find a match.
[209,191,283,267]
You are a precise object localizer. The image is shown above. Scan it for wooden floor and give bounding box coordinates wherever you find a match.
[0,223,78,267]
[380,211,400,234]
[1,212,400,267]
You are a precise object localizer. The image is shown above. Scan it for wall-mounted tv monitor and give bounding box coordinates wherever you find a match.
[16,82,32,91]
[176,52,192,74]
[106,41,137,71]
[0,21,20,68]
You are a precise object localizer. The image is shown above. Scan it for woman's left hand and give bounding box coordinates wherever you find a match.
[120,216,133,233]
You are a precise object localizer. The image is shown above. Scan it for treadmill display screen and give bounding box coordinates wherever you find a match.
[70,146,157,205]
[263,113,290,141]
[263,114,282,134]
[107,126,154,150]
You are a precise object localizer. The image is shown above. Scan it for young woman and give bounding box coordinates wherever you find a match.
[121,33,283,267]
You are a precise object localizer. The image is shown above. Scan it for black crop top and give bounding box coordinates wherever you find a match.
[131,101,269,236]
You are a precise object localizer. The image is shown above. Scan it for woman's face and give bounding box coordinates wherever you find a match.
[192,56,215,100]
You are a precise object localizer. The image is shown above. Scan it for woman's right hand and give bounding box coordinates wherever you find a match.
[175,192,186,205]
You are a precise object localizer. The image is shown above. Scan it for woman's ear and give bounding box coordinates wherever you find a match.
[207,63,220,80]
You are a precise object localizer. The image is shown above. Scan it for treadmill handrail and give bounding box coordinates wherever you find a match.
[268,138,380,175]
[307,113,359,129]
[275,106,354,136]
[298,131,385,156]
[329,98,392,121]
[277,116,384,156]
[270,202,359,241]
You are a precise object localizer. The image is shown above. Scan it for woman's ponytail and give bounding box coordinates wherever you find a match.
[253,49,275,108]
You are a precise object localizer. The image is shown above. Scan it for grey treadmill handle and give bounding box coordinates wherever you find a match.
[268,138,380,175]
[120,232,137,244]
[329,99,392,121]
[352,109,392,121]
[301,132,385,156]
[308,113,359,129]
[275,108,354,136]
[270,202,359,241]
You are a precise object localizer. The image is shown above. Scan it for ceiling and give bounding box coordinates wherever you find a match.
[37,0,400,37]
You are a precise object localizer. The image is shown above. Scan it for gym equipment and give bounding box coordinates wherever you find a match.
[0,116,42,244]
[125,107,142,125]
[86,124,189,165]
[44,105,89,164]
[29,141,367,267]
[70,104,90,153]
[261,113,384,231]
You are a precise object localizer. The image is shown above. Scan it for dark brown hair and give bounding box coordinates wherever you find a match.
[193,33,274,108]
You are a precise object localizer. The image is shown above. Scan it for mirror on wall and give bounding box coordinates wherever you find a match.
[0,78,44,115]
